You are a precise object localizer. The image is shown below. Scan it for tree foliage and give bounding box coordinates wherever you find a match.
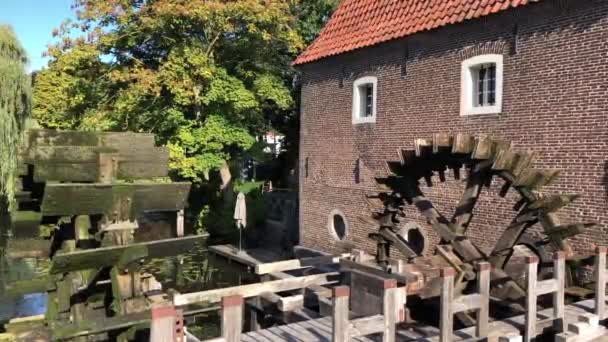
[0,25,30,208]
[33,0,339,184]
[33,0,313,183]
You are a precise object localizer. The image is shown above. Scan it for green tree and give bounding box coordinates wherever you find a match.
[0,25,30,209]
[292,0,340,45]
[34,0,304,193]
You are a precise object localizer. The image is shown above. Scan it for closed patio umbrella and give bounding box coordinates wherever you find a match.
[234,192,247,252]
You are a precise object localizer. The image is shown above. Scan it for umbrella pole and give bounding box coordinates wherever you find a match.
[239,225,243,252]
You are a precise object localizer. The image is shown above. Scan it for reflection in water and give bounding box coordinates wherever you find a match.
[1,242,252,340]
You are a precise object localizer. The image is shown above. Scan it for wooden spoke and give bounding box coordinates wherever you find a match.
[370,133,589,305]
[451,170,488,235]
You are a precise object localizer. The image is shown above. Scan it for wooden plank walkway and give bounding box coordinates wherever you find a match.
[242,316,376,342]
[241,299,608,342]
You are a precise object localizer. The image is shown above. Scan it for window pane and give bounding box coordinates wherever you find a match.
[487,65,496,105]
[488,91,496,105]
[365,84,373,117]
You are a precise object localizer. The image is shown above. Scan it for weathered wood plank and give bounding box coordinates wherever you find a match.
[471,135,494,160]
[332,286,350,342]
[432,133,452,153]
[49,235,208,274]
[21,146,115,164]
[6,238,51,258]
[41,182,191,216]
[33,163,100,182]
[23,130,100,147]
[10,211,42,238]
[414,138,433,157]
[529,194,579,212]
[452,134,474,154]
[492,148,517,170]
[173,272,339,306]
[510,152,535,178]
[255,254,348,275]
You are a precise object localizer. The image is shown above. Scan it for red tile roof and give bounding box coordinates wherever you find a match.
[293,0,540,66]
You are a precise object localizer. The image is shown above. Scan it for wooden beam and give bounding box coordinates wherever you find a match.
[450,170,486,234]
[339,259,417,285]
[41,182,191,216]
[414,138,432,157]
[452,134,474,154]
[595,247,607,320]
[6,238,50,258]
[23,129,100,147]
[255,254,348,275]
[471,135,494,160]
[50,235,207,274]
[10,211,42,238]
[432,133,452,153]
[173,272,339,306]
[277,294,304,312]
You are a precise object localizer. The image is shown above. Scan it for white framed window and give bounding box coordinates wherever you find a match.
[460,54,503,116]
[352,76,377,124]
[328,209,348,241]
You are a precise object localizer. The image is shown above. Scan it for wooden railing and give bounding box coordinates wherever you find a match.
[440,262,490,342]
[524,252,566,341]
[150,248,608,342]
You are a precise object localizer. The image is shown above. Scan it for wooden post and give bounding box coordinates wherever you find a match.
[248,296,262,331]
[476,262,491,338]
[524,255,538,342]
[221,295,243,342]
[332,286,350,342]
[151,305,184,342]
[595,246,607,320]
[382,279,398,342]
[176,209,184,237]
[553,251,565,332]
[440,267,455,342]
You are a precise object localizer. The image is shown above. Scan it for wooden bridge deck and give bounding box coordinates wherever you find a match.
[242,316,375,342]
[241,299,608,342]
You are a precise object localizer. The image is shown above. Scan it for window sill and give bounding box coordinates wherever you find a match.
[460,106,502,116]
[352,117,376,124]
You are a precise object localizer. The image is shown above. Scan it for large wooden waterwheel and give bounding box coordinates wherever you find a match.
[365,133,594,305]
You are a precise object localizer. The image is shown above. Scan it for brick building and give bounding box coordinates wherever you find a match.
[294,0,608,259]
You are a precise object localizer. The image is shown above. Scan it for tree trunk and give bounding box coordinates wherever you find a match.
[219,160,234,206]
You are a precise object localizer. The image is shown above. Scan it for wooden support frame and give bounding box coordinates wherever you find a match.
[49,235,208,274]
[595,246,607,320]
[524,252,565,342]
[150,305,184,342]
[221,295,243,342]
[332,286,350,342]
[440,262,490,342]
[173,272,339,306]
[331,279,405,342]
[254,254,349,275]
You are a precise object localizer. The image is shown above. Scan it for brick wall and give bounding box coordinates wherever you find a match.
[298,0,608,258]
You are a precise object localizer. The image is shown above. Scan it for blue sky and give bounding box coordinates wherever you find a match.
[0,0,75,71]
